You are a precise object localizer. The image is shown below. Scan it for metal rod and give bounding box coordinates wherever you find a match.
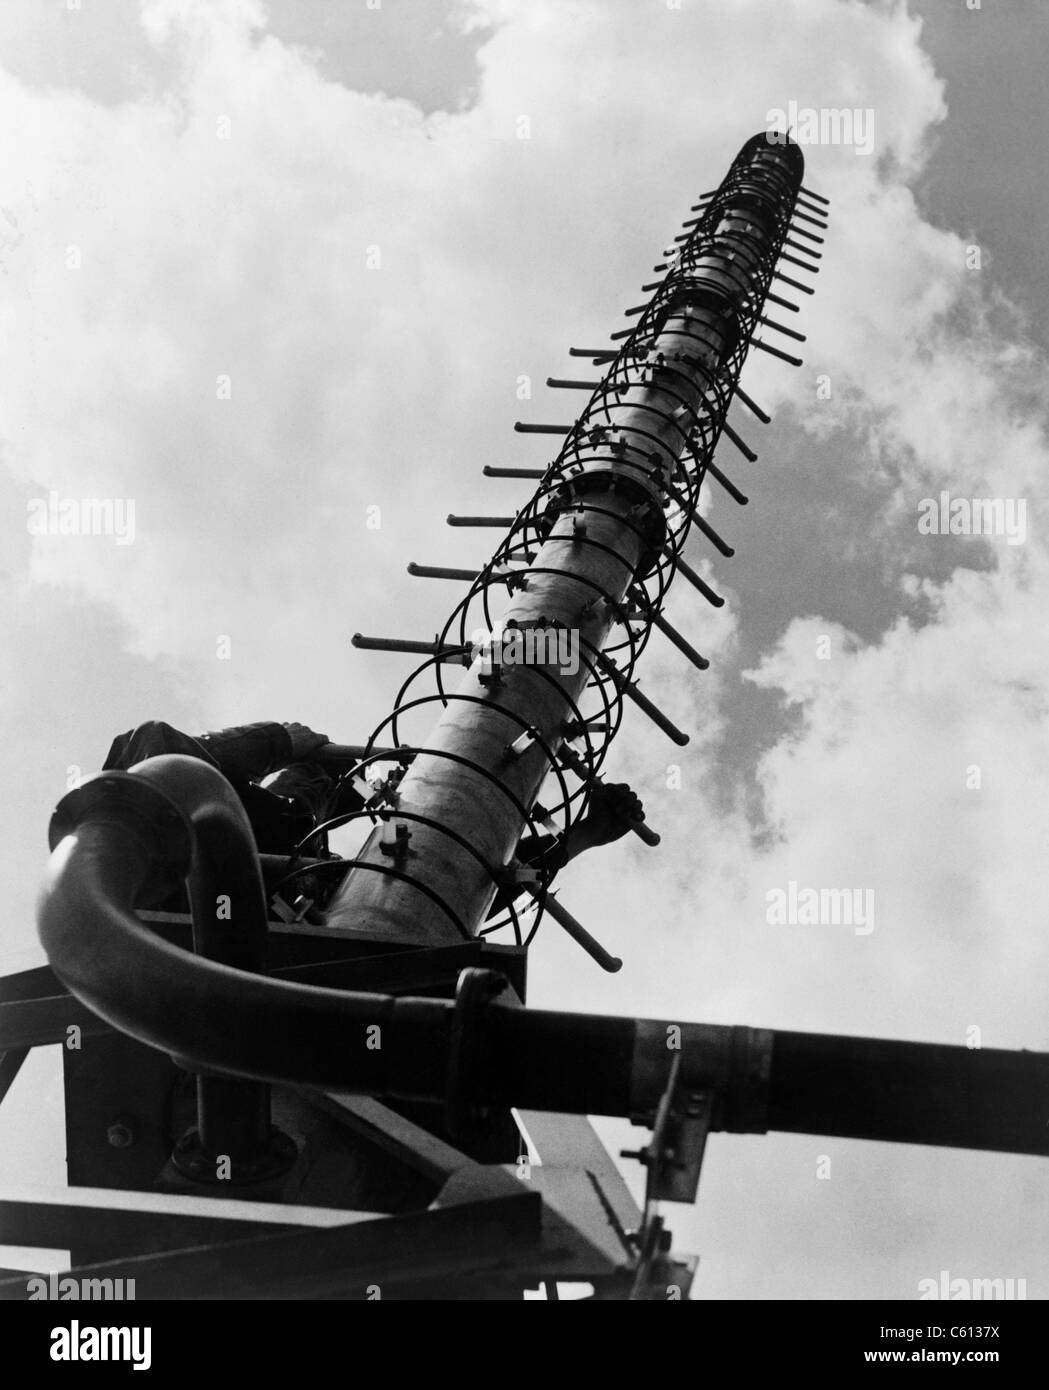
[773,269,814,296]
[352,634,468,660]
[705,458,748,506]
[758,315,806,343]
[783,237,822,260]
[557,742,660,847]
[778,250,822,273]
[650,611,709,671]
[314,744,405,765]
[778,250,819,274]
[732,383,771,424]
[791,208,828,230]
[527,889,623,973]
[765,291,800,313]
[720,419,757,462]
[596,657,690,746]
[788,224,824,245]
[752,337,804,367]
[674,556,725,607]
[407,563,480,581]
[690,510,734,557]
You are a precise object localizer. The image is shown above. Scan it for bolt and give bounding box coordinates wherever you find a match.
[620,1146,649,1164]
[106,1121,134,1149]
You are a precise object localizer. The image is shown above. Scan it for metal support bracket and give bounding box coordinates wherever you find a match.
[620,1052,711,1299]
[622,1053,714,1207]
[445,968,521,1148]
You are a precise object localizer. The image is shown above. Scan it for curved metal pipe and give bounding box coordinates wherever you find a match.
[126,756,271,1163]
[127,755,268,971]
[38,762,451,1097]
[36,764,1049,1156]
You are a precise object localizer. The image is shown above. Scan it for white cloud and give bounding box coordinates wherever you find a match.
[3,0,1047,1297]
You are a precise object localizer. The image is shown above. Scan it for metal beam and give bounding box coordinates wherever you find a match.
[517,1110,641,1239]
[0,996,111,1050]
[0,1188,540,1301]
[0,1049,28,1106]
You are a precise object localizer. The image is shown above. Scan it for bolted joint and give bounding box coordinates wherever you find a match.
[503,728,539,761]
[494,860,542,890]
[378,820,412,862]
[270,892,322,924]
[529,801,561,836]
[372,770,406,809]
[619,1144,650,1165]
[500,568,530,592]
[543,465,668,578]
[106,1117,135,1149]
[630,1021,773,1134]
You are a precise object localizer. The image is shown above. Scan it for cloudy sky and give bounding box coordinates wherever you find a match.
[2,0,1047,1300]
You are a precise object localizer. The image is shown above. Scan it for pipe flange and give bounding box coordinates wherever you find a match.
[629,1020,772,1134]
[171,1125,298,1185]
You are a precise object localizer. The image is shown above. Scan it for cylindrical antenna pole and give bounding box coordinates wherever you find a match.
[326,134,806,947]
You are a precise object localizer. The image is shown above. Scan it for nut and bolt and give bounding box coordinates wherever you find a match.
[106,1121,134,1149]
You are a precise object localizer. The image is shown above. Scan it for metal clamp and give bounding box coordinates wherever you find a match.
[630,1020,773,1133]
[445,968,520,1147]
